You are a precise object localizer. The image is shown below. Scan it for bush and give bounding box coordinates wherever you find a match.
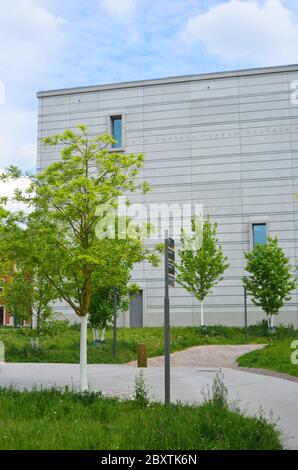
[133,371,150,406]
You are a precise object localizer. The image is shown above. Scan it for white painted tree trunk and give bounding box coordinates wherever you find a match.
[268,315,274,328]
[200,302,204,326]
[92,328,100,342]
[100,327,106,342]
[80,314,89,392]
[30,337,39,349]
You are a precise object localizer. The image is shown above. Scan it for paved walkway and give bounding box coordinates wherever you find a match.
[128,344,266,368]
[0,362,298,449]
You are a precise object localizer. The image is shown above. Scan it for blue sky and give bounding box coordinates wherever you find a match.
[1,0,298,173]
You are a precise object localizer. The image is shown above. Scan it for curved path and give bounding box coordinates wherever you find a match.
[1,359,298,449]
[128,344,266,368]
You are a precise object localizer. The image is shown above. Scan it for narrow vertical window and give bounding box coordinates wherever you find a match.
[252,223,267,248]
[111,116,122,149]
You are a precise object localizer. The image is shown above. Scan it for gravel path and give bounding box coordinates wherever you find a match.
[128,344,266,368]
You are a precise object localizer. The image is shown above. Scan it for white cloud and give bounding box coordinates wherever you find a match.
[182,0,298,65]
[101,0,137,18]
[0,0,65,82]
[0,169,31,213]
[0,1,66,173]
[0,107,37,171]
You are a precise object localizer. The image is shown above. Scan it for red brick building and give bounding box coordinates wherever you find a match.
[0,282,11,326]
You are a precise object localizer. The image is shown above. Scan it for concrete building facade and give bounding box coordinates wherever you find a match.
[37,64,298,327]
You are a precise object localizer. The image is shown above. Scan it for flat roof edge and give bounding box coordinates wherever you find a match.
[37,63,298,98]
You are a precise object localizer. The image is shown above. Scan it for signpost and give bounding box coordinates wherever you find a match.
[113,286,118,357]
[244,287,248,340]
[164,231,175,405]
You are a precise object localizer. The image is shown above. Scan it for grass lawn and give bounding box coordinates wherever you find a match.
[237,338,298,377]
[0,324,278,364]
[0,387,282,450]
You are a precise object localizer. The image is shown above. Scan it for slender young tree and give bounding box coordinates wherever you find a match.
[176,217,229,326]
[243,237,296,327]
[0,207,60,340]
[89,238,141,343]
[1,125,159,390]
[89,284,138,343]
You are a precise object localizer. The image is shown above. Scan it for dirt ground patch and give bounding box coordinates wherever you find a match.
[128,344,266,368]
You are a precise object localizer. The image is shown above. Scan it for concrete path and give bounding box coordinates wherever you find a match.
[128,344,266,368]
[0,362,298,449]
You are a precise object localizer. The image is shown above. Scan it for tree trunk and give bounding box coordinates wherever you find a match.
[100,327,106,342]
[80,266,91,391]
[268,315,274,328]
[200,301,204,326]
[80,314,89,392]
[92,328,99,343]
[30,337,39,349]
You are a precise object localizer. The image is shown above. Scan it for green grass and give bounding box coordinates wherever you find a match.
[0,324,274,364]
[0,387,282,450]
[238,338,298,377]
[1,324,298,376]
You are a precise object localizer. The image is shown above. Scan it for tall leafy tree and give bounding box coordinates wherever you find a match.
[0,206,27,325]
[1,125,159,390]
[243,237,296,327]
[0,208,60,339]
[176,217,229,326]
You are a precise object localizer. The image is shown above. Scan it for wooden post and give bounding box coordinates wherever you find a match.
[137,344,147,368]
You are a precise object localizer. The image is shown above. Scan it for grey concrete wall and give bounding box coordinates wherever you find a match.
[37,64,298,327]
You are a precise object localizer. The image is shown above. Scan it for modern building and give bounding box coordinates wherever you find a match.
[37,64,298,327]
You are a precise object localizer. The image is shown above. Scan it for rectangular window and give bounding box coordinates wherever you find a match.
[111,116,122,149]
[252,223,267,248]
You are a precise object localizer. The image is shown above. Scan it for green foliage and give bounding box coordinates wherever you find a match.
[238,338,298,377]
[0,210,59,335]
[243,237,296,319]
[1,126,159,320]
[89,286,116,331]
[133,371,150,406]
[22,319,69,340]
[89,284,138,330]
[209,371,228,408]
[0,387,281,450]
[176,217,229,302]
[1,324,292,364]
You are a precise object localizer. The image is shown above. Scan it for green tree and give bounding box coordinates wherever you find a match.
[89,230,149,342]
[0,207,29,325]
[1,125,159,390]
[0,209,60,342]
[176,217,229,326]
[4,271,62,347]
[243,237,296,327]
[89,284,138,343]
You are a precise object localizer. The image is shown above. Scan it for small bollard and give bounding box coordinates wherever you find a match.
[137,344,147,368]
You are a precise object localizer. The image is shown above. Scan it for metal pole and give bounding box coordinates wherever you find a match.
[164,230,170,405]
[113,286,117,357]
[244,287,248,340]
